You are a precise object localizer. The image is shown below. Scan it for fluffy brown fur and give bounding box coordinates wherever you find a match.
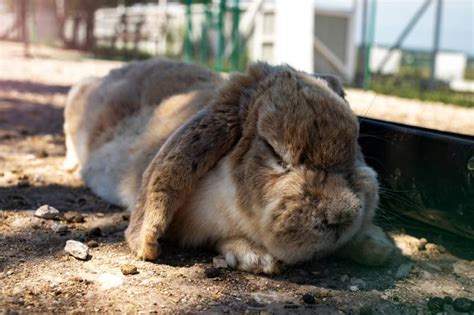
[64,59,395,274]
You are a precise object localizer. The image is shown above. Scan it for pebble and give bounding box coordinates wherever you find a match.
[120,264,139,275]
[350,277,367,290]
[301,293,316,304]
[452,297,472,313]
[17,178,30,188]
[393,234,424,256]
[395,262,413,279]
[35,205,60,219]
[63,211,84,223]
[87,227,102,237]
[51,222,68,234]
[427,297,444,313]
[204,267,221,278]
[212,256,228,269]
[64,240,89,260]
[340,274,350,282]
[36,149,48,158]
[417,238,427,250]
[425,243,440,253]
[348,285,359,292]
[380,293,390,300]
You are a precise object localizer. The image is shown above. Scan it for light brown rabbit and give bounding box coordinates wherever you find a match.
[64,59,395,274]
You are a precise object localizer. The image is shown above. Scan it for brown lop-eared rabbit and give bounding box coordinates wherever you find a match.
[64,59,395,274]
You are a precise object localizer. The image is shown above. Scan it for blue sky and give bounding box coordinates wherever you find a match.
[315,0,474,56]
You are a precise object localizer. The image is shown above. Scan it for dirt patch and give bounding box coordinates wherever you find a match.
[0,42,473,314]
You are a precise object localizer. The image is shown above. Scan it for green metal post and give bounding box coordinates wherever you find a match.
[215,0,226,71]
[184,0,193,63]
[363,0,376,89]
[230,0,240,70]
[200,0,211,65]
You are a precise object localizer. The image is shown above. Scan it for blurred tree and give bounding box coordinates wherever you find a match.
[1,0,162,50]
[63,0,159,49]
[20,0,30,57]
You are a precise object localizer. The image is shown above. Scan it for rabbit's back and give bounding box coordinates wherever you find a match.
[65,59,221,206]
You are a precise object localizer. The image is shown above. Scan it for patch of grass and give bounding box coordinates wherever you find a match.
[354,48,474,108]
[369,75,474,108]
[465,59,474,80]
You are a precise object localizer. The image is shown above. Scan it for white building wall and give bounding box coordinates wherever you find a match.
[370,46,402,75]
[435,52,467,82]
[273,0,314,72]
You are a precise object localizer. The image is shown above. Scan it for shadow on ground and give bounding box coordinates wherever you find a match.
[0,185,400,294]
[0,98,64,136]
[0,184,118,214]
[0,80,70,137]
[0,80,70,95]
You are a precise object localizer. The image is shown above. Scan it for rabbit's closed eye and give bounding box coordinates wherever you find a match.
[260,137,289,170]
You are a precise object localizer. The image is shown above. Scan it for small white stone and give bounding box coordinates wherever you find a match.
[417,238,428,250]
[349,285,359,292]
[12,286,24,295]
[64,240,89,260]
[212,256,228,269]
[350,277,367,289]
[35,205,60,219]
[51,222,68,233]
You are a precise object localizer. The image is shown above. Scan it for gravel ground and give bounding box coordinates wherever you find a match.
[0,41,473,314]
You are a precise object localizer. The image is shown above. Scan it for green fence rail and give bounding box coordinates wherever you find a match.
[183,0,242,71]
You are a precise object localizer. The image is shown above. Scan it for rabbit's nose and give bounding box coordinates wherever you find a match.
[325,194,361,226]
[335,204,361,224]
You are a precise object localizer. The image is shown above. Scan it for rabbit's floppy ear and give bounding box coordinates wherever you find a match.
[313,73,346,100]
[126,62,272,260]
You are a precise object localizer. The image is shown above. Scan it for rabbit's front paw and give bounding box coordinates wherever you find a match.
[218,238,280,274]
[338,224,395,266]
[126,225,161,261]
[63,158,78,172]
